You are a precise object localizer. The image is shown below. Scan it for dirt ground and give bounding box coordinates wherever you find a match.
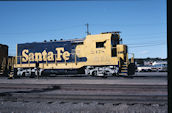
[0,101,167,113]
[0,72,167,113]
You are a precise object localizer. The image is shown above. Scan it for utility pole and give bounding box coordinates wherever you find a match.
[85,23,90,35]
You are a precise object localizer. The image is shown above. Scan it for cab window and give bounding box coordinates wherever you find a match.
[96,41,105,48]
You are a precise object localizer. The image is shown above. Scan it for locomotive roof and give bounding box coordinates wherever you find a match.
[20,38,85,45]
[19,32,120,45]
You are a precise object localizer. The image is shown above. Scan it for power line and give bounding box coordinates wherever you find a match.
[122,36,166,43]
[130,42,165,46]
[0,23,166,36]
[91,23,166,27]
[122,32,167,37]
[129,42,166,48]
[126,40,166,45]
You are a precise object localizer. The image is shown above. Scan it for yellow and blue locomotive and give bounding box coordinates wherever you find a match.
[14,31,135,77]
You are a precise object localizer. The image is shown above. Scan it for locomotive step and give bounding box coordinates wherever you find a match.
[121,67,127,69]
[119,73,128,76]
[122,63,127,65]
[121,70,128,72]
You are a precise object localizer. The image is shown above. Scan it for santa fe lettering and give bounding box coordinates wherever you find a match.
[22,47,70,62]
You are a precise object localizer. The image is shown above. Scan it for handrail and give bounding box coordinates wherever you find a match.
[126,53,129,67]
[118,57,121,68]
[128,53,135,64]
[55,54,57,66]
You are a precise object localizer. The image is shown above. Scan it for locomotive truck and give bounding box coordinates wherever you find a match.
[13,31,135,77]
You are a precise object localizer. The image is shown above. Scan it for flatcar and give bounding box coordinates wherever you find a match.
[14,31,135,77]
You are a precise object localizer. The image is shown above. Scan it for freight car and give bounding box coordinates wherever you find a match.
[0,44,16,76]
[13,32,135,77]
[0,44,8,75]
[7,56,16,74]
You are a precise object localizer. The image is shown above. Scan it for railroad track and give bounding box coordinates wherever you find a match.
[0,72,167,80]
[1,93,167,105]
[0,84,167,105]
[0,84,167,91]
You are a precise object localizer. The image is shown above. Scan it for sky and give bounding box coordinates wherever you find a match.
[0,0,167,58]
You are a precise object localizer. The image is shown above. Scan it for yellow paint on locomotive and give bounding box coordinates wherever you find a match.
[76,33,117,66]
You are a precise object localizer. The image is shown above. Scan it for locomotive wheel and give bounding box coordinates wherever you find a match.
[13,68,18,78]
[30,72,35,78]
[22,72,25,77]
[127,74,133,79]
[92,71,97,76]
[114,73,119,77]
[102,75,107,78]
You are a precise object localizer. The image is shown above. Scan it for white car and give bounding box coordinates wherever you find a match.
[151,64,167,72]
[137,65,152,72]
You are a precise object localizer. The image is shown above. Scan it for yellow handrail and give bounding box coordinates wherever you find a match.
[131,53,134,63]
[126,53,129,67]
[118,57,121,68]
[128,53,135,64]
[20,56,22,65]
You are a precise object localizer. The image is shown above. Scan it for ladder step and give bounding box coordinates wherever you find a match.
[121,67,127,69]
[120,72,128,74]
[119,73,128,76]
[121,70,128,72]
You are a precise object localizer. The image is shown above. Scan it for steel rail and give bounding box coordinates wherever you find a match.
[0,83,167,105]
[1,93,167,104]
[0,84,167,92]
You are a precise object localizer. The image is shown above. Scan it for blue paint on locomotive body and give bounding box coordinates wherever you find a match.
[17,41,87,64]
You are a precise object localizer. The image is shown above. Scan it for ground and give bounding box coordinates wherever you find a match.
[0,72,168,113]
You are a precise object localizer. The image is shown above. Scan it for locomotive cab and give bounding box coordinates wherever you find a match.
[110,32,135,76]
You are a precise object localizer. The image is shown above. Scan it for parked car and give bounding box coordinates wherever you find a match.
[137,65,152,72]
[151,64,167,72]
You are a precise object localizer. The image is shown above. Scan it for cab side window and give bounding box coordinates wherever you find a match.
[96,41,106,48]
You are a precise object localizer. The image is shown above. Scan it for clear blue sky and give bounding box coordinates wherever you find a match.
[0,0,167,58]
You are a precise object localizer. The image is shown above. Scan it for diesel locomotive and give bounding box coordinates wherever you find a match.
[14,32,135,77]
